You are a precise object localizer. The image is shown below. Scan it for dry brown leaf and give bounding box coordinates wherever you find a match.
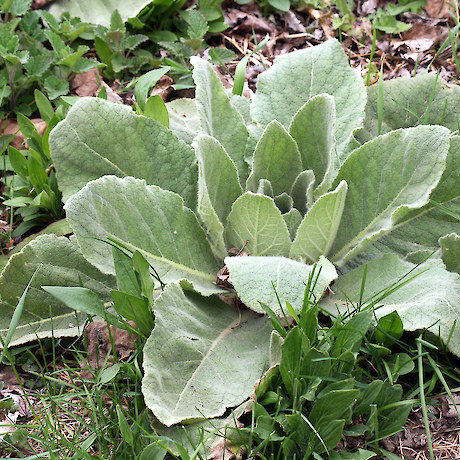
[0,119,47,149]
[0,220,10,232]
[0,415,17,441]
[151,75,174,102]
[216,247,249,290]
[70,68,102,97]
[370,392,460,458]
[224,8,248,28]
[32,0,54,8]
[425,0,455,19]
[283,10,307,34]
[209,438,243,460]
[213,65,235,92]
[232,15,274,35]
[97,81,123,103]
[0,366,22,389]
[0,387,32,441]
[80,321,136,379]
[391,22,448,53]
[445,394,460,418]
[361,0,379,15]
[2,390,32,418]
[308,9,335,40]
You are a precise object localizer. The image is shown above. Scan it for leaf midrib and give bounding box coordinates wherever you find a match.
[106,233,217,281]
[172,315,242,415]
[67,121,127,176]
[333,134,445,262]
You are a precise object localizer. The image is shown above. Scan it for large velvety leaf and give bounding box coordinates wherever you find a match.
[430,135,460,205]
[289,94,337,186]
[291,181,347,263]
[226,256,337,314]
[358,73,460,142]
[345,135,460,266]
[191,57,249,183]
[167,98,200,145]
[49,0,153,26]
[65,176,223,296]
[225,192,291,256]
[329,126,450,264]
[0,235,115,347]
[230,94,252,124]
[194,135,243,259]
[244,124,264,164]
[50,97,198,209]
[142,283,272,426]
[246,121,302,196]
[348,200,460,270]
[252,39,366,156]
[440,234,460,274]
[383,134,460,231]
[321,254,460,357]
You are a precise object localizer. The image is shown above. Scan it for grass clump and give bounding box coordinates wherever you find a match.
[2,266,458,459]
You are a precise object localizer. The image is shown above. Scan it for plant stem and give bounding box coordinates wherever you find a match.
[417,337,434,460]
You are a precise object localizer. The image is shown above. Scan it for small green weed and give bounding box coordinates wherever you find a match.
[369,0,426,34]
[154,7,229,90]
[1,91,67,239]
[227,273,412,459]
[93,10,153,82]
[0,3,101,117]
[0,0,229,117]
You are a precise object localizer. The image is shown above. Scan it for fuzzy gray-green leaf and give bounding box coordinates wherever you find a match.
[330,126,450,264]
[226,256,337,314]
[225,192,291,256]
[142,283,272,426]
[65,176,223,296]
[252,39,366,156]
[167,98,200,145]
[49,0,154,26]
[246,120,302,196]
[191,57,249,183]
[290,170,315,215]
[283,208,302,240]
[440,233,460,274]
[194,135,243,258]
[50,98,198,209]
[358,136,460,263]
[289,94,337,185]
[321,254,460,356]
[0,235,115,347]
[291,180,347,263]
[358,73,460,142]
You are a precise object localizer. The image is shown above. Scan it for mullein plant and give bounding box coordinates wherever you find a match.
[0,38,459,457]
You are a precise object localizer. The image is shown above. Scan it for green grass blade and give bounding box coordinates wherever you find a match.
[377,63,384,136]
[233,35,269,96]
[366,25,377,86]
[429,200,460,221]
[417,337,435,460]
[427,354,460,419]
[0,264,42,363]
